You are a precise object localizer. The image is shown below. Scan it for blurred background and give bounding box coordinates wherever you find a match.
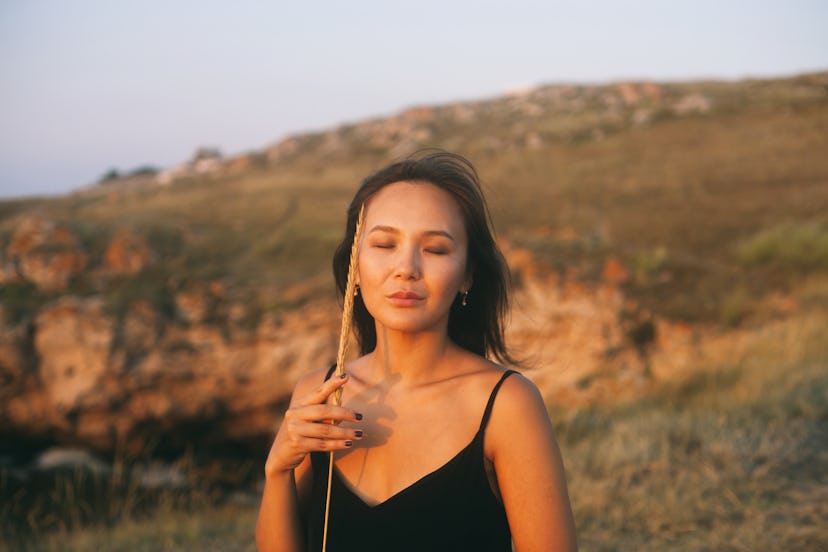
[1,1,827,550]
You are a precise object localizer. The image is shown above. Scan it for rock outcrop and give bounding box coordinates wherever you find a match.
[0,214,347,456]
[35,297,116,411]
[1,290,343,456]
[103,228,154,275]
[4,216,87,290]
[0,238,703,459]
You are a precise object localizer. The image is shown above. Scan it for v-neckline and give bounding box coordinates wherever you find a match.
[331,429,482,509]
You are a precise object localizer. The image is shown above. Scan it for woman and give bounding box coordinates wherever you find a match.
[256,151,577,551]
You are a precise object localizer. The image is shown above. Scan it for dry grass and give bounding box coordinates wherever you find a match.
[558,310,828,551]
[4,505,258,552]
[482,103,828,321]
[8,309,826,551]
[0,452,258,551]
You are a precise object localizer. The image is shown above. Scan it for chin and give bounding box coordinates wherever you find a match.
[372,310,448,335]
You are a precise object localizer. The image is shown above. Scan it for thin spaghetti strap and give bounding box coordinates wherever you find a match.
[323,363,337,381]
[479,370,518,432]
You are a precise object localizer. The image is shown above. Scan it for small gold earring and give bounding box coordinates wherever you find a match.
[461,290,468,307]
[354,285,360,297]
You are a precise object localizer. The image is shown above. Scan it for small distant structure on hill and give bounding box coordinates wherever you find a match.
[190,146,223,174]
[156,146,223,185]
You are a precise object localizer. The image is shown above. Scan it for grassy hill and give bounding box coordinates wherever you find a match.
[2,72,827,330]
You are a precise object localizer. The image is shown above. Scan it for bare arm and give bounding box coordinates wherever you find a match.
[255,371,364,552]
[487,374,578,552]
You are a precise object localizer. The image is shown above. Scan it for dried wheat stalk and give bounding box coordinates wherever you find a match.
[322,203,365,552]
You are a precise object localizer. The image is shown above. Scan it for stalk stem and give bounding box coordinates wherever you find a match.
[322,204,365,551]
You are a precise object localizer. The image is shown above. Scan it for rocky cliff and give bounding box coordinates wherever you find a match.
[0,214,709,460]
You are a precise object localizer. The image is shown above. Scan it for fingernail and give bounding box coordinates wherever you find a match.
[354,430,363,438]
[339,373,347,379]
[355,412,363,421]
[345,440,353,447]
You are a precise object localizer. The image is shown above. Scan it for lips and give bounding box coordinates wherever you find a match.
[387,290,424,306]
[388,291,424,300]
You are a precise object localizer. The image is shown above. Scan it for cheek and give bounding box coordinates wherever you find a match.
[433,257,467,292]
[356,253,384,287]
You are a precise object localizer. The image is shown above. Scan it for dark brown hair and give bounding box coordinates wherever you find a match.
[333,151,515,365]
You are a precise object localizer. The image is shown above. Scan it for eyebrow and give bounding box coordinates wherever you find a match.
[368,225,456,242]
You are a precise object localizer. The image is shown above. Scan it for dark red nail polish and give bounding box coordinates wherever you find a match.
[355,412,363,421]
[339,372,347,379]
[354,430,363,437]
[345,440,353,447]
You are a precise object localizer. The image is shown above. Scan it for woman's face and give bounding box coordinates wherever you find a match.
[357,180,469,336]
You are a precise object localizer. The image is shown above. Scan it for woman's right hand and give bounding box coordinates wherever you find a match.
[264,372,364,478]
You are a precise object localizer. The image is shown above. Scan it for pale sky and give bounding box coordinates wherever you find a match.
[1,1,826,199]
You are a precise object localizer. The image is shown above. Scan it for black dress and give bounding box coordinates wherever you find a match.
[305,369,517,551]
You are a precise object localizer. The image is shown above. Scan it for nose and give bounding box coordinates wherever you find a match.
[393,244,421,280]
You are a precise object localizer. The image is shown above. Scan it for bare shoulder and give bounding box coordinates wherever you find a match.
[484,369,554,456]
[496,369,546,410]
[449,353,541,410]
[455,346,542,402]
[450,348,510,381]
[483,369,578,550]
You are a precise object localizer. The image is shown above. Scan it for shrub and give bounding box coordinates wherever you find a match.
[127,166,159,178]
[736,222,828,271]
[103,270,176,322]
[631,246,669,284]
[98,168,121,183]
[0,281,46,324]
[720,288,750,328]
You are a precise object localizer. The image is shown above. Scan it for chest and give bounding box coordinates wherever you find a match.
[334,389,484,506]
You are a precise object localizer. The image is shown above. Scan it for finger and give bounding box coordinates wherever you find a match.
[301,437,358,452]
[293,403,363,424]
[301,422,365,441]
[296,372,350,407]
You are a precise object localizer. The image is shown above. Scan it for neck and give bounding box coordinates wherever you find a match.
[367,323,456,387]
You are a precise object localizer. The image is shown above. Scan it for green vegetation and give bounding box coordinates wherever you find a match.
[718,287,751,328]
[102,269,177,321]
[736,221,828,271]
[99,166,160,185]
[0,281,48,324]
